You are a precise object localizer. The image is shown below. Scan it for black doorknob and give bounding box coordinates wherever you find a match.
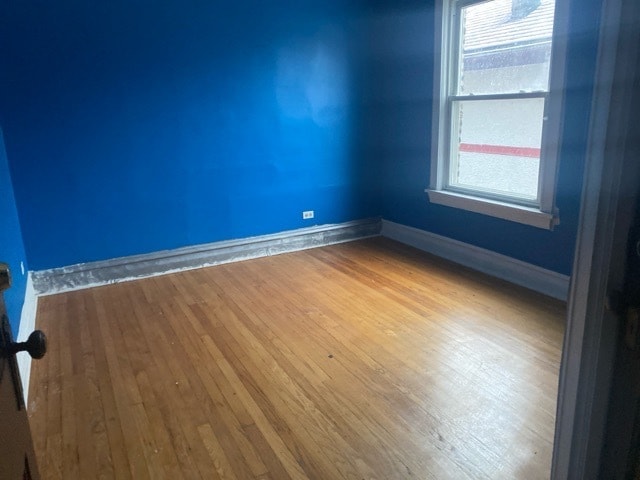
[9,330,47,359]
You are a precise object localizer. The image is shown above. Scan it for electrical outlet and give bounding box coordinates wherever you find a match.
[302,210,314,220]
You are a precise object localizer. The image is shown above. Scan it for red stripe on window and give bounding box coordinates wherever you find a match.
[459,143,541,158]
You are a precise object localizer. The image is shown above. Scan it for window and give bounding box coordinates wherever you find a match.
[427,0,567,229]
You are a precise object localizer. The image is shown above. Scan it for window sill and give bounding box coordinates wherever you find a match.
[425,189,558,230]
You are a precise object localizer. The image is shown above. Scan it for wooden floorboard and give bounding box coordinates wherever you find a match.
[27,237,565,479]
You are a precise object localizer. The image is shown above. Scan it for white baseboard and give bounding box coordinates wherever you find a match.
[32,218,382,296]
[381,220,570,300]
[16,273,38,406]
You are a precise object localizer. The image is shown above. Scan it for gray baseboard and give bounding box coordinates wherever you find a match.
[31,216,570,300]
[381,220,570,300]
[32,218,382,295]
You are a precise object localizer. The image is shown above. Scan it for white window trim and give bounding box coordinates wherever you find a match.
[427,0,570,230]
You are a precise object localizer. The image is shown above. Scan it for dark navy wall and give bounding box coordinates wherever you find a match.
[0,1,380,270]
[0,130,28,335]
[365,0,601,276]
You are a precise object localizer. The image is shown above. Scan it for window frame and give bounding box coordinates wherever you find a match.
[427,0,569,230]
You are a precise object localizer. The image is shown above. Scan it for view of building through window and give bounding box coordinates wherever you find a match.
[450,0,555,202]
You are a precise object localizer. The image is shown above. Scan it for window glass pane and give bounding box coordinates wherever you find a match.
[449,97,545,200]
[458,0,555,95]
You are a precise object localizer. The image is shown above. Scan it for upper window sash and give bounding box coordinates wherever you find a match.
[450,0,554,97]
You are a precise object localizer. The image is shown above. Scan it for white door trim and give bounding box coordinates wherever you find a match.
[551,0,640,476]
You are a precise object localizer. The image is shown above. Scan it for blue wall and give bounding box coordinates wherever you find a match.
[0,130,28,335]
[0,0,601,277]
[364,0,601,276]
[0,1,380,270]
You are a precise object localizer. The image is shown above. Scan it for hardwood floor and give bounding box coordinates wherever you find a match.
[27,237,565,479]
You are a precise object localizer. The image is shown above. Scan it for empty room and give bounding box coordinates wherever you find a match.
[1,0,639,478]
